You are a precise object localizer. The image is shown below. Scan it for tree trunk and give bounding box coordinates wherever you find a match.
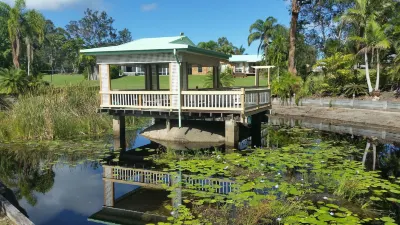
[375,50,380,91]
[364,51,373,93]
[27,40,31,76]
[265,37,269,66]
[11,37,20,69]
[288,0,299,76]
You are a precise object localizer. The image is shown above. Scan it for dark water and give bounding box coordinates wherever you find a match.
[1,116,400,225]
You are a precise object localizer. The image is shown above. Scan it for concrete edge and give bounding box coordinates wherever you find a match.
[0,182,34,225]
[0,195,34,225]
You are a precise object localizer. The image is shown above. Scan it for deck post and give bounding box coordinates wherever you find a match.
[251,113,262,147]
[213,66,220,89]
[255,68,259,87]
[103,166,115,207]
[166,119,171,131]
[113,115,126,150]
[225,119,239,149]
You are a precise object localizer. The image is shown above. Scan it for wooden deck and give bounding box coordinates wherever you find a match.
[99,87,271,118]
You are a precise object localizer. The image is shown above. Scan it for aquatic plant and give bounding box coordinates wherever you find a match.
[144,135,400,224]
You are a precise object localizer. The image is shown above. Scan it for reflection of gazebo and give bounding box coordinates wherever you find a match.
[88,165,236,224]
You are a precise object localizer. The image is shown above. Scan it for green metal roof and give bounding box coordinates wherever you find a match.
[80,35,230,59]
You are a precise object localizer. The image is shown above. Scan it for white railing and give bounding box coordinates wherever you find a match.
[104,166,235,194]
[182,91,243,110]
[101,91,171,109]
[100,88,271,112]
[244,88,271,110]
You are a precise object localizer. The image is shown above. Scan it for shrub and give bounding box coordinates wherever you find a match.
[343,83,367,97]
[0,68,29,94]
[110,65,121,79]
[272,72,303,104]
[203,67,235,88]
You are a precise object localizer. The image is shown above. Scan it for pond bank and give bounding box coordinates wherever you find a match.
[0,182,33,225]
[272,105,400,129]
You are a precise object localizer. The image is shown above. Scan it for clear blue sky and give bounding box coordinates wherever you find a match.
[5,0,291,54]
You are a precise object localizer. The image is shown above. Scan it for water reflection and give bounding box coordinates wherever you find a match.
[1,117,400,224]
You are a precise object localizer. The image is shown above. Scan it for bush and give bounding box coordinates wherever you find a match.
[272,72,302,104]
[0,68,29,94]
[203,67,234,88]
[110,65,121,79]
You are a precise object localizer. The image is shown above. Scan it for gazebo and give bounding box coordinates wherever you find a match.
[81,34,272,148]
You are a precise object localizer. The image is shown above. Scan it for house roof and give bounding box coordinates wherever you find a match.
[229,55,263,63]
[80,35,230,59]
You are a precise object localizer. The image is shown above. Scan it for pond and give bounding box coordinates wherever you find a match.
[0,116,399,225]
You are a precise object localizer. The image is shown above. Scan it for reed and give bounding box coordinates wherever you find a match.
[0,84,113,140]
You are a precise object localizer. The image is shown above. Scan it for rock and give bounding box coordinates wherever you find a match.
[372,96,380,101]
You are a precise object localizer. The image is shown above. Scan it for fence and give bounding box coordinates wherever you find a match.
[272,97,400,112]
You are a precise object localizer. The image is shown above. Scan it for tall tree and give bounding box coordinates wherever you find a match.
[0,1,12,68]
[7,0,25,69]
[66,8,117,48]
[367,20,390,91]
[23,9,45,76]
[116,28,132,44]
[197,40,219,51]
[341,0,373,92]
[234,45,246,55]
[248,16,277,65]
[288,0,302,75]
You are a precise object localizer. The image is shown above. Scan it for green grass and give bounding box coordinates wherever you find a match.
[43,74,269,89]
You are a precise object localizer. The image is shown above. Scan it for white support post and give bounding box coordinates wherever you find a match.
[99,64,110,106]
[255,69,259,87]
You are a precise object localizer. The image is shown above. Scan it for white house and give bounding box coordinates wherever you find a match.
[222,55,263,75]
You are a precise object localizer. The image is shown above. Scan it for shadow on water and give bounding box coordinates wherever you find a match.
[1,116,400,224]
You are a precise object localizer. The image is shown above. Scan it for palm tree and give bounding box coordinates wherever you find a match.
[6,0,25,69]
[248,16,277,65]
[3,0,45,74]
[234,45,246,55]
[367,20,390,91]
[23,10,45,76]
[341,0,373,93]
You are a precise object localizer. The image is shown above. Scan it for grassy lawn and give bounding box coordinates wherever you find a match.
[42,74,269,90]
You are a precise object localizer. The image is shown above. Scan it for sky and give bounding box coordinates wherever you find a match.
[2,0,291,54]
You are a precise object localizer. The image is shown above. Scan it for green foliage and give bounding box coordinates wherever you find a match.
[148,126,400,225]
[343,83,368,97]
[198,37,245,55]
[145,127,400,224]
[0,84,111,140]
[0,68,28,94]
[300,75,330,97]
[272,72,302,104]
[203,67,234,88]
[313,53,356,95]
[110,65,121,79]
[248,17,278,61]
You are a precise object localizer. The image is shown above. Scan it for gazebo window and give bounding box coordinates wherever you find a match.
[132,65,145,75]
[198,65,203,73]
[158,64,169,75]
